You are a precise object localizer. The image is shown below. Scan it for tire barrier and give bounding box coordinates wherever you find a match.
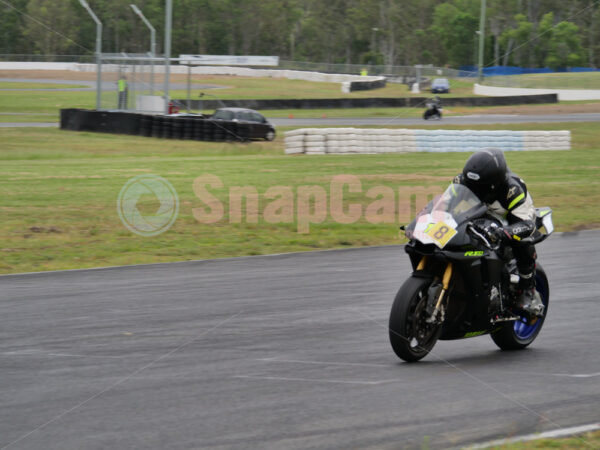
[284,128,571,155]
[151,116,163,138]
[60,108,250,142]
[341,78,388,92]
[161,117,172,139]
[176,94,558,111]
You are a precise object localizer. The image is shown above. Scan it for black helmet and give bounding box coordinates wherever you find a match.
[462,149,507,201]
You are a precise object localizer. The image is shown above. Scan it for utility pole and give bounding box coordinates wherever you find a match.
[478,0,486,83]
[79,0,102,109]
[131,4,156,95]
[164,0,173,114]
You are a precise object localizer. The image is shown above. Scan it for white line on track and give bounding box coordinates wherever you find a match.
[232,374,396,385]
[466,423,600,449]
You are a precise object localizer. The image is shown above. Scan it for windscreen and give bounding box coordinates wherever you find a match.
[406,183,483,236]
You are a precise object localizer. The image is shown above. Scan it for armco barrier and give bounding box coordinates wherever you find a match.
[60,108,252,142]
[284,128,571,155]
[177,94,557,111]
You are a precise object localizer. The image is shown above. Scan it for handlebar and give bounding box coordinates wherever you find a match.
[466,222,499,251]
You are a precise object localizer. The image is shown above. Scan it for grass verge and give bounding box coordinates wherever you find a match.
[479,429,600,449]
[0,122,598,274]
[484,71,600,90]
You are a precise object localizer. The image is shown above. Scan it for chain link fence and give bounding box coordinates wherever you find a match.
[1,54,480,112]
[278,60,476,83]
[97,54,165,112]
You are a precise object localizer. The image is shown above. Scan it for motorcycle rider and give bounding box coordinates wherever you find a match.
[425,96,442,119]
[454,149,544,317]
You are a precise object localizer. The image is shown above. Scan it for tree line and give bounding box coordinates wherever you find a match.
[2,0,600,70]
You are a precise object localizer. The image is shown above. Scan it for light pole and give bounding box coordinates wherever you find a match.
[164,0,173,114]
[477,0,486,83]
[130,4,156,95]
[78,0,102,109]
[371,27,379,66]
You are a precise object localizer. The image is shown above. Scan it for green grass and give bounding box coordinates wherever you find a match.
[0,90,95,114]
[481,429,600,449]
[175,75,477,99]
[0,82,86,89]
[0,121,598,274]
[484,71,600,89]
[0,114,58,123]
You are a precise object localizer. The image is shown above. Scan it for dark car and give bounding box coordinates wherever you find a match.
[211,107,276,141]
[431,78,450,94]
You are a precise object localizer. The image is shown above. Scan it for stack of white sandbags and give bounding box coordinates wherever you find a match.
[522,130,571,150]
[284,128,571,155]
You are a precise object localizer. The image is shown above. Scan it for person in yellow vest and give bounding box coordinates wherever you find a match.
[118,75,128,109]
[360,68,368,76]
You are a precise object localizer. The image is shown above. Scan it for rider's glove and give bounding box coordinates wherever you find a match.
[485,223,511,244]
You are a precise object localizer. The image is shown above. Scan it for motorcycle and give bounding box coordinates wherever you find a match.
[389,183,554,362]
[423,99,442,120]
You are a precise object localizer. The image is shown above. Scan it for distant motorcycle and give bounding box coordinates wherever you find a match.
[389,183,554,362]
[423,98,442,120]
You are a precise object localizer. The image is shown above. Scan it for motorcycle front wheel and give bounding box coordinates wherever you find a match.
[389,276,442,362]
[491,265,549,350]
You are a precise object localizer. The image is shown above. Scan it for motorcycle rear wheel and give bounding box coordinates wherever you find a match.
[491,266,549,350]
[389,276,442,362]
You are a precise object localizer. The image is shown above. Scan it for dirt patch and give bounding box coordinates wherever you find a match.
[29,226,62,233]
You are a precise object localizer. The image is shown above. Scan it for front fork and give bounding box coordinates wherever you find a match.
[417,256,453,324]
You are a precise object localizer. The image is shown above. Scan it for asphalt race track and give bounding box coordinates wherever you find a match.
[1,230,599,449]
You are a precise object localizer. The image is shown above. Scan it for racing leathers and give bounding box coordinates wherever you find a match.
[454,171,540,313]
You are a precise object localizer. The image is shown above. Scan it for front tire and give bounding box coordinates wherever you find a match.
[491,266,549,350]
[389,276,442,362]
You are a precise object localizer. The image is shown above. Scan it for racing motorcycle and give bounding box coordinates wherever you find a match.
[389,183,554,362]
[423,99,442,120]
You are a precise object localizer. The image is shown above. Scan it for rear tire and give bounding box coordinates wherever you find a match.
[389,276,442,362]
[491,266,549,350]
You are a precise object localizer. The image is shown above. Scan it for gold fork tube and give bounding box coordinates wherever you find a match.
[435,262,453,309]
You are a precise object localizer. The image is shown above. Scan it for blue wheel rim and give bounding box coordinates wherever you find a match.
[513,274,548,340]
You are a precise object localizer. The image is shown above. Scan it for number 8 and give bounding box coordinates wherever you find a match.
[434,226,449,240]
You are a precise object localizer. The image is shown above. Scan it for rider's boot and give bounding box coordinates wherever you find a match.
[515,272,544,317]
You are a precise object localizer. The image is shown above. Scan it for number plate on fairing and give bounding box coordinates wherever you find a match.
[424,222,457,249]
